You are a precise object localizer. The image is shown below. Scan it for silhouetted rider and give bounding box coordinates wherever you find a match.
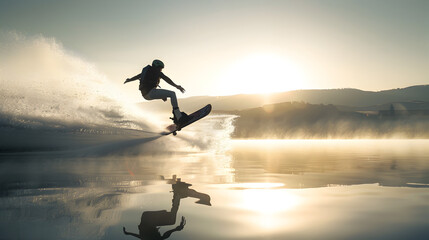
[124,59,189,125]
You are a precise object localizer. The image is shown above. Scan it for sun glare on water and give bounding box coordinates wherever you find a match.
[223,183,302,231]
[239,187,302,231]
[217,53,309,95]
[241,188,301,214]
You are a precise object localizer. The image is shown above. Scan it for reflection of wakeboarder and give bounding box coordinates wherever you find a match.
[123,175,211,240]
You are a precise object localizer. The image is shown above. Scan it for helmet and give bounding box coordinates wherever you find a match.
[152,59,164,68]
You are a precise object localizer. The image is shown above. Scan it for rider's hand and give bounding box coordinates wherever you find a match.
[177,85,185,93]
[124,78,130,84]
[162,97,167,102]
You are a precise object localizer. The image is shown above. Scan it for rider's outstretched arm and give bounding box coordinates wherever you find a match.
[162,216,186,239]
[124,73,141,84]
[161,228,177,239]
[160,72,185,93]
[123,227,141,239]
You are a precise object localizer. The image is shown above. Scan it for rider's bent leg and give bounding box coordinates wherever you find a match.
[144,88,179,109]
[144,89,187,122]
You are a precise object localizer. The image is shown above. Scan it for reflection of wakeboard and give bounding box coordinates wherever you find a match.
[162,104,212,136]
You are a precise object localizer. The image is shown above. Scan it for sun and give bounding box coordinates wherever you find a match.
[216,53,309,95]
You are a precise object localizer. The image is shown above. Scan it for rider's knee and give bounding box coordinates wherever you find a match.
[169,91,176,98]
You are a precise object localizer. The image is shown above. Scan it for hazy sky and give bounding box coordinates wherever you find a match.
[1,0,428,98]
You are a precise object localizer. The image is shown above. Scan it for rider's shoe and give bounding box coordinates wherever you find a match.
[172,110,189,126]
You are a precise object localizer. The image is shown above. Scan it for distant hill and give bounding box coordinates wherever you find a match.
[138,85,429,113]
[337,100,429,112]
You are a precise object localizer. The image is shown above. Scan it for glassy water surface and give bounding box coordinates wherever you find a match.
[1,140,428,239]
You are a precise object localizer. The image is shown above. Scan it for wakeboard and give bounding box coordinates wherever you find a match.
[162,104,212,136]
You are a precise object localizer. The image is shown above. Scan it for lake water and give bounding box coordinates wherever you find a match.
[1,139,428,239]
